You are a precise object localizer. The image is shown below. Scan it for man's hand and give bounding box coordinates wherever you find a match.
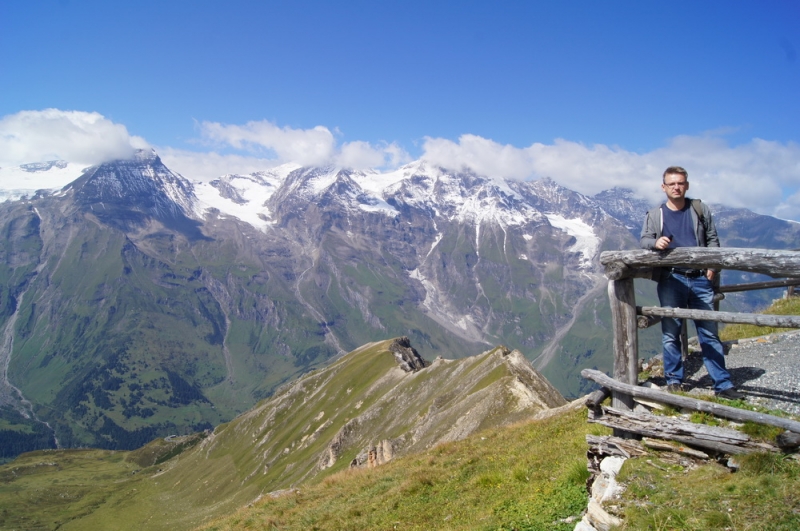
[706,269,715,281]
[654,236,671,250]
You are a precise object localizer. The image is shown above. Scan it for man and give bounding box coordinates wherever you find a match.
[640,166,744,399]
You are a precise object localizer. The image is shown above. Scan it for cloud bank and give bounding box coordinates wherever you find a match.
[177,120,411,176]
[0,109,148,168]
[2,109,799,220]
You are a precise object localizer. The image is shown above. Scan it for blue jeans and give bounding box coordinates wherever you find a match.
[657,271,733,393]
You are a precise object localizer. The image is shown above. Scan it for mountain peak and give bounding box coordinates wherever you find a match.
[71,150,206,239]
[132,148,159,163]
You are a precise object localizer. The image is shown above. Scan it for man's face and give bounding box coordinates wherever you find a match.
[662,173,689,201]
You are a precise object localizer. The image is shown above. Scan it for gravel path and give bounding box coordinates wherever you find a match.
[678,330,800,416]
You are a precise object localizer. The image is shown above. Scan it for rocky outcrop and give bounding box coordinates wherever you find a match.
[388,336,428,372]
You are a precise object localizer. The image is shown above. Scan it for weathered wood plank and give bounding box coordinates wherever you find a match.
[608,278,638,418]
[585,387,611,408]
[638,306,800,328]
[588,405,778,454]
[637,314,661,329]
[581,368,800,434]
[586,434,648,458]
[600,248,800,280]
[641,437,710,459]
[719,278,800,294]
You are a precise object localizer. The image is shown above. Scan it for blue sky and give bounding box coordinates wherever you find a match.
[1,0,799,218]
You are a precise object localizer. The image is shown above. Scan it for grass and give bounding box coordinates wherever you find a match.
[197,406,800,531]
[720,296,800,341]
[0,406,598,531]
[198,407,597,531]
[617,452,800,530]
[2,397,798,531]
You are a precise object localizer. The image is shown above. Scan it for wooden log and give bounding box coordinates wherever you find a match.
[588,405,778,455]
[719,278,800,293]
[581,368,800,434]
[637,314,661,329]
[608,278,639,418]
[638,306,800,328]
[600,248,800,281]
[586,434,648,458]
[641,437,710,460]
[585,387,611,408]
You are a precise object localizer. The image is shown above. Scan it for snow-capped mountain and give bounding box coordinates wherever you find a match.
[0,159,86,202]
[2,150,798,456]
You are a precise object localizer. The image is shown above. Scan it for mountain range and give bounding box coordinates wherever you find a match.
[1,149,799,458]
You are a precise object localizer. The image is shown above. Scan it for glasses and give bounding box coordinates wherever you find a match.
[663,181,688,188]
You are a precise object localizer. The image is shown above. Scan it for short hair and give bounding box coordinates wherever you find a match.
[663,166,688,183]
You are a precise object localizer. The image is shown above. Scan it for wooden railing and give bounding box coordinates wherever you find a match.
[583,247,800,450]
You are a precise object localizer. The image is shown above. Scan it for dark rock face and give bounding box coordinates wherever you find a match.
[388,337,428,372]
[71,150,206,239]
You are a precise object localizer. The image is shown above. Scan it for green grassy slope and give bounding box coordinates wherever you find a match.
[0,339,567,531]
[0,406,595,531]
[4,395,798,531]
[200,406,595,531]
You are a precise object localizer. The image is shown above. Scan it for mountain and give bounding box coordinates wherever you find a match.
[0,339,571,531]
[1,150,799,457]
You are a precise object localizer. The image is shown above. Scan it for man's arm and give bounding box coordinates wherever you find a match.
[640,209,660,249]
[702,203,720,279]
[702,204,720,248]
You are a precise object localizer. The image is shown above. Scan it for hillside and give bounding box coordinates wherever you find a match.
[0,338,567,530]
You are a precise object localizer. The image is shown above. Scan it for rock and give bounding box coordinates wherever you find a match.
[584,500,622,531]
[388,337,428,372]
[591,456,626,504]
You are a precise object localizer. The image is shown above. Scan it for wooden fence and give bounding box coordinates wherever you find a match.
[584,247,800,452]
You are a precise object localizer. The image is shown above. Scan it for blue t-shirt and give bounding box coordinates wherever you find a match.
[661,203,697,248]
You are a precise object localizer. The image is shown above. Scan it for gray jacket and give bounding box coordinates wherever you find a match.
[640,199,720,250]
[640,199,720,281]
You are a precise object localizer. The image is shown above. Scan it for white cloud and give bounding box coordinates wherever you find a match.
[422,134,535,180]
[196,119,411,173]
[335,140,412,170]
[421,134,800,221]
[198,120,336,167]
[157,148,281,182]
[0,109,148,168]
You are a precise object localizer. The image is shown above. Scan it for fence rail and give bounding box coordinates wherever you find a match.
[593,247,800,446]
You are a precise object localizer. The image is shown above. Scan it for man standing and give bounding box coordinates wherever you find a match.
[640,166,744,399]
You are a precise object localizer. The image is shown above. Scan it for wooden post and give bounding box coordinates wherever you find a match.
[608,277,639,415]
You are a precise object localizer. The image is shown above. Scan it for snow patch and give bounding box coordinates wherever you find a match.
[356,195,398,216]
[192,164,299,232]
[545,214,600,269]
[0,161,86,202]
